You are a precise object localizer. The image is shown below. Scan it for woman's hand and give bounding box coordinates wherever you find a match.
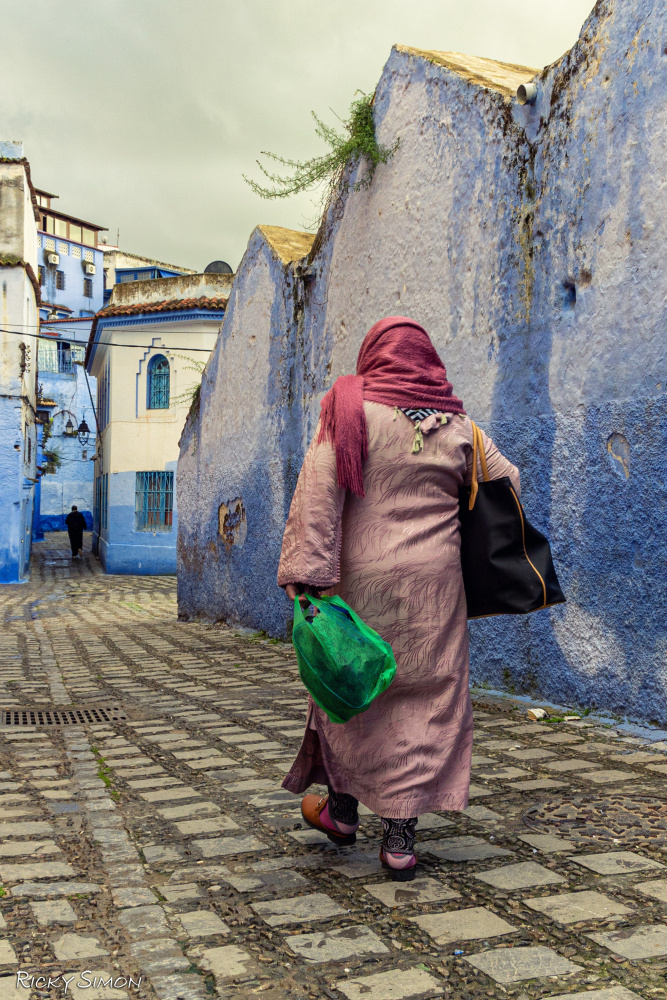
[285,583,322,608]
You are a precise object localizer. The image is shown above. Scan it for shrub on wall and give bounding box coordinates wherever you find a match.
[243,92,397,205]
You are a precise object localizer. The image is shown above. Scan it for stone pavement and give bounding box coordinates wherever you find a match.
[0,534,665,1000]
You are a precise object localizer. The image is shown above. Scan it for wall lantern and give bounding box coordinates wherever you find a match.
[77,419,90,445]
[64,418,76,437]
[517,83,538,106]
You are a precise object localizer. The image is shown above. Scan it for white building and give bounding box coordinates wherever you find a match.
[33,189,107,537]
[34,236,199,538]
[85,271,232,574]
[0,142,40,583]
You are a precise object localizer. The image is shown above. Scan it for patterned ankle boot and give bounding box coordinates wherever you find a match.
[380,817,418,881]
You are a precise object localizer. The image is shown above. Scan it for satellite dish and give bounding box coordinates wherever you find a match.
[204,260,233,274]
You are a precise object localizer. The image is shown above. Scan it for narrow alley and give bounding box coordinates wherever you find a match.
[0,536,665,1000]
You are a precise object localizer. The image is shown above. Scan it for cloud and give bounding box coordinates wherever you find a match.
[0,0,595,270]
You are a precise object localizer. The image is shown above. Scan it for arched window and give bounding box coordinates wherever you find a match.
[147,354,170,409]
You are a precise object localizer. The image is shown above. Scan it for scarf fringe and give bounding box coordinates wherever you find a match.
[319,374,367,497]
[318,394,336,447]
[336,449,365,498]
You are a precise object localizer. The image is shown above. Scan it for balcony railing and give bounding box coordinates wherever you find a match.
[38,344,84,374]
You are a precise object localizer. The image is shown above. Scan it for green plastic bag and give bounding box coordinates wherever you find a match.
[292,595,397,724]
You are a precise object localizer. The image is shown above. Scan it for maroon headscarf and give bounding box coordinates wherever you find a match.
[318,317,465,496]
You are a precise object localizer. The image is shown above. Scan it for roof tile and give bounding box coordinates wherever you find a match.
[84,295,227,367]
[96,295,227,319]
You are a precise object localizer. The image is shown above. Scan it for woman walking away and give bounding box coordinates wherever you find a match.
[278,317,520,880]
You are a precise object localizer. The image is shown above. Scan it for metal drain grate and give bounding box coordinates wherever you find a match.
[1,706,128,727]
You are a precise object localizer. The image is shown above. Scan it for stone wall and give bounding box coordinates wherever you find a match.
[178,0,667,723]
[177,226,314,634]
[106,271,234,308]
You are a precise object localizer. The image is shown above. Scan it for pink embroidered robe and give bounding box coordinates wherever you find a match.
[277,403,520,819]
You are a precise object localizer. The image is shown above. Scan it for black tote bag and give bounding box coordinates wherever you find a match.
[458,422,566,619]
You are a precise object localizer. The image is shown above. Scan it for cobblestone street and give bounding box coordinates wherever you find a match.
[0,535,666,1000]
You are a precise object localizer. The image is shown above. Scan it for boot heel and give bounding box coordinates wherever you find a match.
[388,865,416,882]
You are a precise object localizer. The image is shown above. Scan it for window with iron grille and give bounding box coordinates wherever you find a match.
[119,269,153,282]
[147,354,170,409]
[38,266,45,286]
[56,270,66,290]
[135,471,173,532]
[83,277,93,298]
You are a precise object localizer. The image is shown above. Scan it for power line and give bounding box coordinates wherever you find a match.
[0,326,217,352]
[5,319,94,330]
[2,311,225,332]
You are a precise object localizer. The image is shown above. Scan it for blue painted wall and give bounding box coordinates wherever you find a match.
[37,245,100,536]
[177,236,306,635]
[32,422,44,543]
[178,0,667,724]
[97,464,178,575]
[0,400,34,584]
[35,360,96,538]
[39,511,93,533]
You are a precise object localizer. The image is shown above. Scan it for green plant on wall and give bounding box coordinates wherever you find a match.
[42,445,62,474]
[243,92,397,205]
[41,415,53,447]
[170,356,207,415]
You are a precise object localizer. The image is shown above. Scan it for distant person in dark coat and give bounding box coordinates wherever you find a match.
[65,506,86,559]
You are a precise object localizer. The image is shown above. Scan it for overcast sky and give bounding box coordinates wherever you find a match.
[2,0,595,271]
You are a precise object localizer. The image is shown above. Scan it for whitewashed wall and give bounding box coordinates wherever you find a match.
[0,155,39,582]
[179,0,667,723]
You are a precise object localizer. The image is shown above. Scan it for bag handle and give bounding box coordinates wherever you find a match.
[293,595,308,625]
[468,421,490,510]
[295,594,376,635]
